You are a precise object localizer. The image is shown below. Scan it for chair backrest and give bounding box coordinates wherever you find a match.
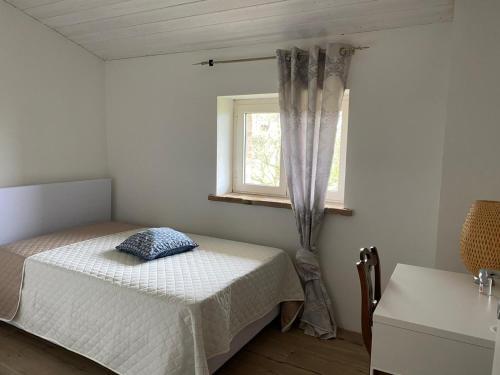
[356,246,381,355]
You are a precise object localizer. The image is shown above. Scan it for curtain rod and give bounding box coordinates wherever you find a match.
[193,46,369,66]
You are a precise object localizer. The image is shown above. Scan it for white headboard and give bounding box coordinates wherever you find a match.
[0,179,111,245]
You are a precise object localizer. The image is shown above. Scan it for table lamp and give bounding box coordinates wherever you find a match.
[460,200,500,277]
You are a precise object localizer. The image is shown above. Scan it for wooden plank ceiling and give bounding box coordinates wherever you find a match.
[6,0,454,60]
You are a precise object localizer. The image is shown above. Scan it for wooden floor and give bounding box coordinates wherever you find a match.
[0,321,370,375]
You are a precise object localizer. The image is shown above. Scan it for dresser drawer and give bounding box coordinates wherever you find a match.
[371,322,493,375]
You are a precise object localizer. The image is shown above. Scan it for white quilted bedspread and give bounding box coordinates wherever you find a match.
[12,230,304,375]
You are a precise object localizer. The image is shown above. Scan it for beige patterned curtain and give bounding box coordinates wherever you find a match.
[276,44,352,339]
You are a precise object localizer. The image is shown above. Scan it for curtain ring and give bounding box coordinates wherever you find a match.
[339,47,350,57]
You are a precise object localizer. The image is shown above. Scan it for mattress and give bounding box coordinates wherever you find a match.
[12,228,304,375]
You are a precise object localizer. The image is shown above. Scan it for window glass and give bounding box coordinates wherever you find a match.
[243,112,281,187]
[328,113,343,192]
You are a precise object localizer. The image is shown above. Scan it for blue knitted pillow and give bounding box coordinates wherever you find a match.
[116,228,198,260]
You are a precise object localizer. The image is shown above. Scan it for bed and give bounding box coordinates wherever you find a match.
[0,179,304,375]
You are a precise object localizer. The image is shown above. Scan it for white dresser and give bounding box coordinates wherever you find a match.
[493,315,500,374]
[371,264,497,375]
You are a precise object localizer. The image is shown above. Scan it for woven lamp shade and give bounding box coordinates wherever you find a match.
[460,200,500,276]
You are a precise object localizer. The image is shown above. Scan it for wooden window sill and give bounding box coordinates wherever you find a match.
[208,193,353,216]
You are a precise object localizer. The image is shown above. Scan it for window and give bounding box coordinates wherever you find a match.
[326,91,349,202]
[231,92,349,203]
[233,98,286,196]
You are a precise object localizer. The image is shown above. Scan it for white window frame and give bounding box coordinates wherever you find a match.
[326,90,349,203]
[231,92,349,203]
[232,98,287,197]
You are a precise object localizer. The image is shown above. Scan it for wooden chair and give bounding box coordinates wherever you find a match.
[356,246,381,355]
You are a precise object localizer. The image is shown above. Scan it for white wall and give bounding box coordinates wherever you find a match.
[0,1,107,188]
[435,0,500,272]
[106,23,451,331]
